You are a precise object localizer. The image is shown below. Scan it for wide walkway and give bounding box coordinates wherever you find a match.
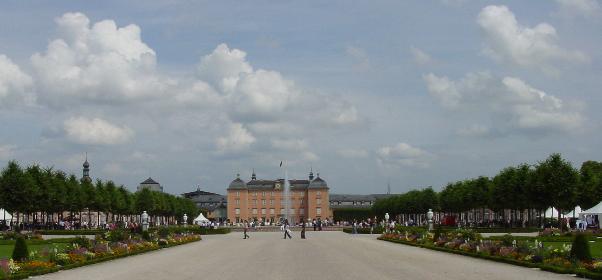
[35,231,573,280]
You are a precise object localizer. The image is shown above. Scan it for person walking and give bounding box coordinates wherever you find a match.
[283,220,292,239]
[301,218,306,239]
[243,221,250,239]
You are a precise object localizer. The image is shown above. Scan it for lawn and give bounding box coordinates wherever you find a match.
[0,243,70,260]
[543,240,602,259]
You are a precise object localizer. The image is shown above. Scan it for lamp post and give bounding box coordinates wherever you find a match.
[427,209,434,231]
[183,214,188,227]
[141,211,149,232]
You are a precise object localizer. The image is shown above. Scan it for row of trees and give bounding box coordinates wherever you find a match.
[372,154,602,227]
[0,161,198,229]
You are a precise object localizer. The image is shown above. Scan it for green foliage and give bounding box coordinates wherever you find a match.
[500,234,514,247]
[158,227,170,238]
[433,226,442,241]
[72,236,92,249]
[105,229,129,242]
[570,233,592,262]
[141,231,151,241]
[12,235,29,261]
[333,208,373,222]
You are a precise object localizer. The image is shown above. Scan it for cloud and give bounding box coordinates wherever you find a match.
[337,148,369,159]
[0,144,16,160]
[377,143,432,168]
[456,124,491,137]
[345,45,371,71]
[197,43,253,92]
[555,0,601,19]
[31,12,165,107]
[216,123,256,153]
[410,47,434,66]
[477,5,589,73]
[64,117,134,145]
[0,55,34,106]
[424,72,584,133]
[271,138,307,151]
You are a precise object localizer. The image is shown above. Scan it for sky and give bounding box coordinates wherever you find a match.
[0,0,600,196]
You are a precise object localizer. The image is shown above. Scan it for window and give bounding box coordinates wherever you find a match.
[235,199,239,205]
[280,208,285,215]
[261,209,266,215]
[236,191,240,197]
[317,191,321,196]
[290,208,295,214]
[270,208,275,215]
[299,208,305,215]
[252,199,257,206]
[262,191,266,197]
[252,209,257,214]
[316,198,321,204]
[271,191,274,196]
[252,192,257,197]
[316,208,321,215]
[270,199,274,206]
[262,199,266,206]
[280,199,284,205]
[235,208,240,215]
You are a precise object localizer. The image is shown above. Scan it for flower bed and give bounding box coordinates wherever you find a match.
[0,231,201,279]
[342,227,384,234]
[379,229,602,279]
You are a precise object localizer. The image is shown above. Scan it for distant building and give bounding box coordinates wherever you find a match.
[227,170,331,224]
[182,187,227,222]
[137,177,163,192]
[329,194,394,209]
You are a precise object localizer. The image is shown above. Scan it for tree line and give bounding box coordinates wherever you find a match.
[372,154,602,227]
[0,160,198,229]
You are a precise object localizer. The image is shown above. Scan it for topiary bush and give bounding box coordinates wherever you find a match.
[433,226,442,242]
[570,233,591,262]
[158,227,170,239]
[142,231,151,241]
[12,235,29,261]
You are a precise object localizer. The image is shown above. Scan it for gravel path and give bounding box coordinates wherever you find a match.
[34,231,574,280]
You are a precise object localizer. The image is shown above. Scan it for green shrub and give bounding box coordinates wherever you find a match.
[500,234,514,247]
[570,233,591,262]
[72,236,92,249]
[433,226,442,241]
[105,229,129,242]
[12,235,29,261]
[142,231,151,241]
[158,227,170,238]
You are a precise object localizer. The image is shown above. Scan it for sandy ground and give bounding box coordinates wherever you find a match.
[34,231,574,280]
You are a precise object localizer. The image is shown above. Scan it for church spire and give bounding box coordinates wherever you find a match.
[251,168,256,180]
[82,153,91,183]
[309,166,314,181]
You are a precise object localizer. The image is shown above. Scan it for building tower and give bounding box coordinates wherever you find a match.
[309,167,314,181]
[251,168,256,180]
[82,153,91,183]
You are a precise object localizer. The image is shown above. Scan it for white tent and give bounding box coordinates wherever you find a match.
[0,209,12,221]
[193,213,210,225]
[544,207,565,218]
[581,202,602,215]
[579,202,602,229]
[565,206,583,217]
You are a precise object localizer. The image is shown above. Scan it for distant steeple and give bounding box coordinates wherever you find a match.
[251,168,256,180]
[82,153,91,183]
[387,179,391,195]
[309,166,314,181]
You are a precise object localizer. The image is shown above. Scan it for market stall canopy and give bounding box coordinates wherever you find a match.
[0,209,13,220]
[193,213,209,224]
[545,207,565,218]
[564,206,583,217]
[580,201,602,216]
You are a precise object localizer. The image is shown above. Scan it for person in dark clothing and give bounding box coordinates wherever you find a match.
[301,218,306,239]
[283,219,292,239]
[318,218,322,231]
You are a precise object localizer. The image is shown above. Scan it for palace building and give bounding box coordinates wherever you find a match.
[226,170,331,224]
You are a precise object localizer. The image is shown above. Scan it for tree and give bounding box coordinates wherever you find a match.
[578,161,602,210]
[534,154,580,229]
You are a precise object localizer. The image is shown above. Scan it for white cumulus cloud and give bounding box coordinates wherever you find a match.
[216,123,256,153]
[64,117,134,145]
[377,143,432,168]
[424,72,584,134]
[477,5,589,73]
[555,0,601,19]
[0,55,34,106]
[410,47,434,66]
[31,12,165,107]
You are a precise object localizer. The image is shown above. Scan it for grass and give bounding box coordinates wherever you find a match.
[0,243,70,260]
[543,240,602,259]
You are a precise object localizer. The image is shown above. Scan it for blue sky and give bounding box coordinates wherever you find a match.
[0,0,600,195]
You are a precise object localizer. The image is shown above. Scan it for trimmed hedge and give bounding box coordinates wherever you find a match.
[342,227,384,234]
[35,229,107,235]
[379,237,602,279]
[163,226,231,235]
